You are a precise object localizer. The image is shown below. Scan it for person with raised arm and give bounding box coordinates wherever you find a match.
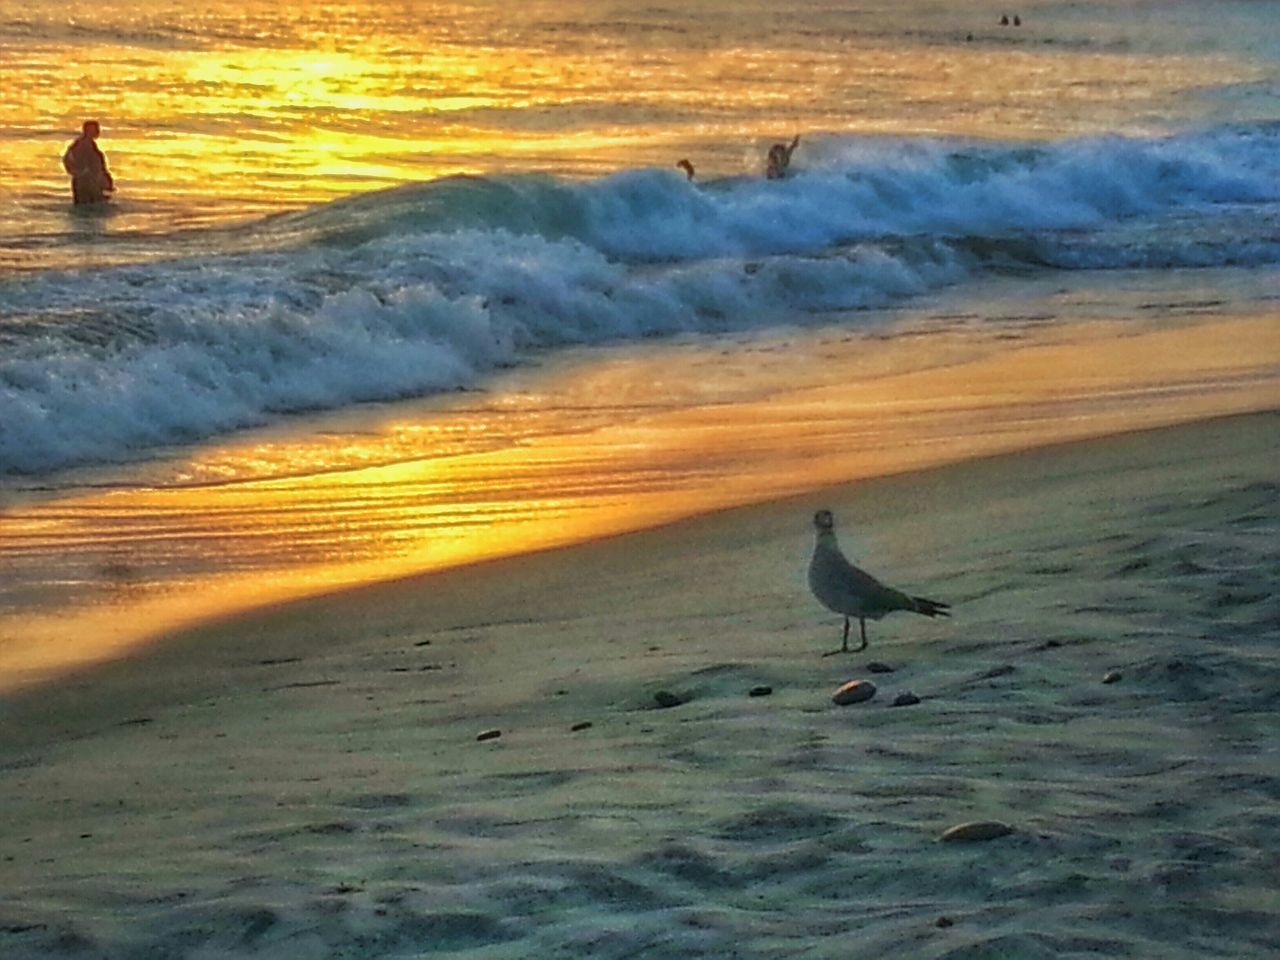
[765,134,799,180]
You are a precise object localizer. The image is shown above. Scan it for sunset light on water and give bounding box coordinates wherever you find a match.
[2,3,1280,958]
[2,304,1274,688]
[2,0,1260,237]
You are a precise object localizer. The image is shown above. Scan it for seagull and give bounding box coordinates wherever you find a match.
[808,509,950,655]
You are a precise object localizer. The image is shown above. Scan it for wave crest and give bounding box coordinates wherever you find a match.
[2,124,1277,474]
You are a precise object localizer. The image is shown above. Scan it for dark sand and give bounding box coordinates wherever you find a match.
[2,412,1277,959]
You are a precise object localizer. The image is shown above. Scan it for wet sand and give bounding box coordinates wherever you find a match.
[2,410,1277,959]
[3,307,1276,692]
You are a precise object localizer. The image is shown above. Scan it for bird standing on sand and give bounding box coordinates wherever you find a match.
[808,509,950,655]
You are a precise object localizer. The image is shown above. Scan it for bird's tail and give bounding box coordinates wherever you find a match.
[912,596,951,618]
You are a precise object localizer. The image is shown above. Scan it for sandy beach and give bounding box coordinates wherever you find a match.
[5,2,1279,956]
[2,410,1276,959]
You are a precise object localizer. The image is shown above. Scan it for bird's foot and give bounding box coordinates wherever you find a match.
[821,648,849,658]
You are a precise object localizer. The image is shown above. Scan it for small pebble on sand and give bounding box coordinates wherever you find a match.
[832,679,876,705]
[938,820,1014,842]
[476,729,501,742]
[936,916,954,928]
[866,662,895,673]
[978,664,1016,680]
[653,690,687,708]
[748,685,773,697]
[892,692,921,707]
[570,721,593,732]
[1103,670,1122,684]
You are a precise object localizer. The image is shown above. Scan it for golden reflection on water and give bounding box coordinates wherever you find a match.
[4,1,1255,214]
[2,313,1276,690]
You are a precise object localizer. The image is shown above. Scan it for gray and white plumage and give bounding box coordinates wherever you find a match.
[808,509,950,654]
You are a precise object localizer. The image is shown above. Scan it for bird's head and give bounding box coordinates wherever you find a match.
[812,509,835,533]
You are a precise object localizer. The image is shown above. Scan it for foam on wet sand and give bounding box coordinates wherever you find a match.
[1,412,1277,958]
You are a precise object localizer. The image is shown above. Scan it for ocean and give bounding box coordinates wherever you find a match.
[1,0,1278,686]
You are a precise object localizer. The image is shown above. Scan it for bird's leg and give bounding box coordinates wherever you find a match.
[856,618,868,652]
[821,617,851,657]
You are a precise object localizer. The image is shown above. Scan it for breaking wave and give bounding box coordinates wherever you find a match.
[2,122,1277,474]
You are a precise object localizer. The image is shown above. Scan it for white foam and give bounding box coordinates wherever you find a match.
[2,125,1277,475]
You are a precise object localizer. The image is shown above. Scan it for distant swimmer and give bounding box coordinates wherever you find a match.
[1014,14,1021,26]
[677,158,696,181]
[1000,14,1009,26]
[63,120,114,205]
[765,134,800,180]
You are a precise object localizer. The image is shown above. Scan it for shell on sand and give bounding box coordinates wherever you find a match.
[831,679,876,705]
[938,820,1014,842]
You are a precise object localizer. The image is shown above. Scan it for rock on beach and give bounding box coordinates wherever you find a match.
[832,679,876,705]
[653,690,688,709]
[938,820,1014,842]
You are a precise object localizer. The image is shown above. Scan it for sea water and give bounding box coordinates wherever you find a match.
[1,0,1278,686]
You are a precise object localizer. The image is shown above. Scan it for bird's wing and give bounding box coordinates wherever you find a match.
[869,583,922,615]
[838,555,926,616]
[813,545,887,607]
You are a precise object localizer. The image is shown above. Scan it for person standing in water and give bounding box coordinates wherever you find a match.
[63,120,115,204]
[766,134,799,180]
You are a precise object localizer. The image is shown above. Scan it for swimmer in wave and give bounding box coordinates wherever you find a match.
[765,134,800,180]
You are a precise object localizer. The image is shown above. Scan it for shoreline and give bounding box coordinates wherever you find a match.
[3,305,1277,693]
[3,406,1275,725]
[2,409,1277,957]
